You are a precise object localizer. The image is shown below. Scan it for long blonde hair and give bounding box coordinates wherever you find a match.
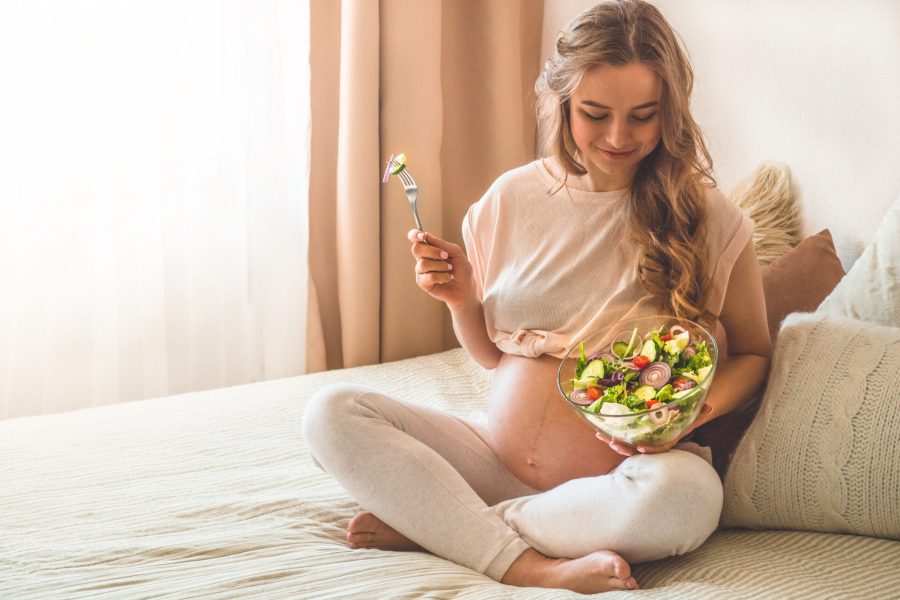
[535,0,714,323]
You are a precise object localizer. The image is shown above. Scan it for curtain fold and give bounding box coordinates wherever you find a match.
[336,0,383,368]
[307,0,544,372]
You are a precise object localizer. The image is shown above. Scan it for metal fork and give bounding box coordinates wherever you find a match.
[393,163,424,232]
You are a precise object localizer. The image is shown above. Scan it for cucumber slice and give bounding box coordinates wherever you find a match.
[581,359,605,379]
[639,339,657,361]
[390,152,407,174]
[572,376,598,389]
[673,388,695,399]
[633,385,657,402]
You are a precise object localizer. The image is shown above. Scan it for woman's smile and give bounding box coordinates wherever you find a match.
[597,147,637,160]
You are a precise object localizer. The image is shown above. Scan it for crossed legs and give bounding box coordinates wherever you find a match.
[303,383,721,592]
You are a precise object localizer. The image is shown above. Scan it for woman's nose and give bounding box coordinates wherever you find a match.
[606,119,630,148]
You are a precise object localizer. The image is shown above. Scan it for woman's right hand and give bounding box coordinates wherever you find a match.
[407,229,474,308]
[595,431,639,457]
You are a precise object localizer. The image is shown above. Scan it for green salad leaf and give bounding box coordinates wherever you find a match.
[688,341,712,371]
[655,384,674,402]
[575,340,587,379]
[623,394,645,410]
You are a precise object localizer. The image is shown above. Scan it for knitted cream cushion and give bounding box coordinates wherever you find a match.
[722,312,900,539]
[817,196,900,327]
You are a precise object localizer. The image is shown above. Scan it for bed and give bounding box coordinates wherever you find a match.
[4,316,900,599]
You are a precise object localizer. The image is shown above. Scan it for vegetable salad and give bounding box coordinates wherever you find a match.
[565,322,715,445]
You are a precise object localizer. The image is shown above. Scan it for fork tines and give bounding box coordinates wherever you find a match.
[397,168,415,186]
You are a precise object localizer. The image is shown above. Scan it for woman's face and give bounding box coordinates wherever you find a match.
[569,62,663,191]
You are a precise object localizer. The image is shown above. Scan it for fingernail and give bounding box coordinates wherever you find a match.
[440,251,448,259]
[447,264,453,271]
[417,232,425,241]
[449,274,454,280]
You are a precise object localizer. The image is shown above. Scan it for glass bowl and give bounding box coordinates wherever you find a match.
[556,315,718,447]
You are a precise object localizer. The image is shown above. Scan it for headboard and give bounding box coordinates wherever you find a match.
[542,0,900,270]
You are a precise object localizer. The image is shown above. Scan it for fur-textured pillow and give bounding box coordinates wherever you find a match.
[817,196,900,327]
[721,312,900,539]
[729,162,803,265]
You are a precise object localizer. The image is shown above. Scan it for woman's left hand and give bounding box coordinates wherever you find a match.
[595,403,714,456]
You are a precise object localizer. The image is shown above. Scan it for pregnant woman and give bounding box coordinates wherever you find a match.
[303,0,771,593]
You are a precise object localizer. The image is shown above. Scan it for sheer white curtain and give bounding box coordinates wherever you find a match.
[0,0,310,419]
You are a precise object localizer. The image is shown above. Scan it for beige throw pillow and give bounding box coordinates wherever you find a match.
[762,229,845,341]
[721,312,900,539]
[729,162,803,265]
[817,196,900,327]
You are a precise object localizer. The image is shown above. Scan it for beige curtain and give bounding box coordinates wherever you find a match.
[308,0,544,372]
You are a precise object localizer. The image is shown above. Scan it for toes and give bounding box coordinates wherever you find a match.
[595,551,631,580]
[612,557,631,580]
[607,578,632,590]
[347,531,375,548]
[605,576,639,591]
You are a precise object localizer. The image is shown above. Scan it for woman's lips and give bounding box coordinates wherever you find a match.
[598,148,635,160]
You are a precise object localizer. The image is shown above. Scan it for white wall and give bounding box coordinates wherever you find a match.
[542,0,900,269]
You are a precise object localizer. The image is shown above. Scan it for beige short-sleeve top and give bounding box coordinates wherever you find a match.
[461,159,753,359]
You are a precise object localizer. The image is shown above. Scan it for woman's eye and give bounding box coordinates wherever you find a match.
[581,111,656,123]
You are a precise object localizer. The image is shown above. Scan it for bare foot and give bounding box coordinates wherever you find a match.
[347,512,423,551]
[501,548,638,594]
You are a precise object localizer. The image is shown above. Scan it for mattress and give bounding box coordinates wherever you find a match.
[2,348,899,599]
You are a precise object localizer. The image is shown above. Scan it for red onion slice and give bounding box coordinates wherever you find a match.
[569,389,594,406]
[587,351,617,364]
[382,153,395,183]
[674,379,697,392]
[649,407,671,426]
[598,371,625,387]
[682,345,697,360]
[638,362,672,389]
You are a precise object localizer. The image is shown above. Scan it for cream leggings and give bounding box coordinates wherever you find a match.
[302,383,723,582]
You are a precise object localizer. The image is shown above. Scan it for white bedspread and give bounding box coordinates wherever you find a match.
[2,348,899,599]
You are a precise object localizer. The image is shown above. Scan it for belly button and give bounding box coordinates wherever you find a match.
[526,458,538,468]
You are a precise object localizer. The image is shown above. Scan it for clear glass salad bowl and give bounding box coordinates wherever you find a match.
[556,315,718,448]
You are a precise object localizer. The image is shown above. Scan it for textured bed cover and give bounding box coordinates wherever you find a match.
[2,348,898,599]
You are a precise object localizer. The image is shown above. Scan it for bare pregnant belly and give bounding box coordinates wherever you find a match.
[487,352,627,491]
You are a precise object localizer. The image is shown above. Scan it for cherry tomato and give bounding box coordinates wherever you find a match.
[660,333,673,342]
[673,378,690,388]
[647,400,660,408]
[632,355,650,369]
[587,387,601,400]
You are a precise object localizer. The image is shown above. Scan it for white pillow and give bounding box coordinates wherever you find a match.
[722,312,900,539]
[817,197,900,326]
